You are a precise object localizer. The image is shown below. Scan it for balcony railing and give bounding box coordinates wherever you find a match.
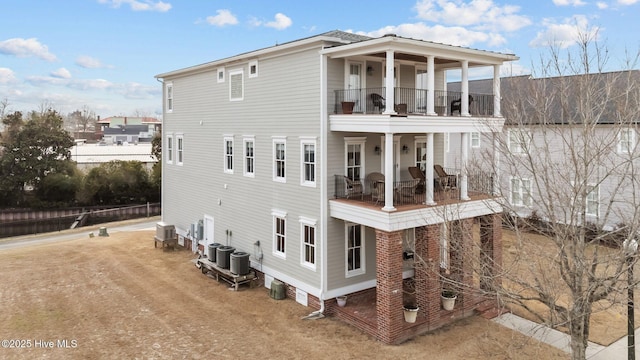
[333,170,495,207]
[333,88,494,116]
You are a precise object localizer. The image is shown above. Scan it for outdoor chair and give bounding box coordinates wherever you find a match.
[434,165,457,189]
[370,93,385,113]
[408,167,426,194]
[396,179,420,199]
[451,95,474,115]
[343,176,363,199]
[365,172,385,205]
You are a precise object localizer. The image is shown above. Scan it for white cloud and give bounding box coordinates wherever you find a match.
[529,15,600,49]
[552,0,586,6]
[0,38,56,61]
[51,68,71,79]
[265,13,292,30]
[0,68,17,84]
[360,22,505,47]
[76,55,110,69]
[596,2,609,8]
[618,0,639,5]
[97,0,171,12]
[413,0,531,33]
[206,9,238,27]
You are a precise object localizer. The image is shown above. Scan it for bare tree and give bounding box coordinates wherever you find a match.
[465,33,640,359]
[68,106,97,135]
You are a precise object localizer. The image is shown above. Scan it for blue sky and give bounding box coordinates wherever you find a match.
[0,0,638,119]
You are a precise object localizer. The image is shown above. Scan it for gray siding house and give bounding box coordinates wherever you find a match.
[155,30,517,344]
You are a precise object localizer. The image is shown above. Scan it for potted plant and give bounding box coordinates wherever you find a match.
[336,295,347,307]
[441,289,457,311]
[341,101,355,114]
[403,304,419,323]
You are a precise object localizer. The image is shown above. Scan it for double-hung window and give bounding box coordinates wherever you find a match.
[272,210,287,258]
[300,217,317,269]
[345,137,365,181]
[510,177,532,207]
[243,136,255,177]
[471,132,481,148]
[166,83,173,112]
[618,128,635,154]
[301,138,316,186]
[508,129,530,155]
[273,137,286,182]
[176,133,184,166]
[166,134,173,164]
[586,184,600,217]
[346,223,364,277]
[224,136,234,174]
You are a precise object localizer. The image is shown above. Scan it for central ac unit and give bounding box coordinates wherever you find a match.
[156,222,175,241]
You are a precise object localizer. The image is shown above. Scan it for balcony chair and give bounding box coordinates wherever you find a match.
[370,93,385,113]
[343,176,363,199]
[450,95,474,115]
[407,167,426,194]
[434,165,457,190]
[365,172,385,205]
[396,179,420,199]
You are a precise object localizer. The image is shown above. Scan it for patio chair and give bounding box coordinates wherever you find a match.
[396,179,420,199]
[434,165,457,189]
[343,176,363,199]
[408,167,426,194]
[450,95,474,115]
[370,93,385,113]
[365,172,385,205]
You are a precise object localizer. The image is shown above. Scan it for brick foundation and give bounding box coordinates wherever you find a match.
[375,229,404,344]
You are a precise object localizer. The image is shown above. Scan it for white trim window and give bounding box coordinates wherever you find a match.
[273,137,286,183]
[471,132,481,148]
[166,133,173,164]
[345,137,365,181]
[301,138,316,186]
[243,136,255,177]
[217,67,225,83]
[346,223,364,277]
[618,128,635,154]
[300,217,317,269]
[586,184,600,217]
[508,129,530,155]
[414,138,426,171]
[248,60,258,78]
[272,210,287,258]
[176,133,184,166]
[229,68,244,101]
[223,136,234,174]
[165,82,173,112]
[510,177,532,207]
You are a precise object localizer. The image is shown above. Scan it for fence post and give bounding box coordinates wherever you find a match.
[147,202,150,217]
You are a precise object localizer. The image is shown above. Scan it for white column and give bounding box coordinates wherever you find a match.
[383,50,396,115]
[461,60,470,116]
[460,132,470,200]
[427,55,436,116]
[493,133,500,196]
[383,133,396,211]
[425,133,436,205]
[493,64,501,117]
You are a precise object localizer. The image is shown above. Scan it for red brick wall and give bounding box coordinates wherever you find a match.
[375,229,404,344]
[480,213,503,292]
[414,224,441,325]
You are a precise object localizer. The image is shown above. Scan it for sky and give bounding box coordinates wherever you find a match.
[0,0,638,120]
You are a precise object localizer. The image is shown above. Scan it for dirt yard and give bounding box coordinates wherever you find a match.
[0,220,567,359]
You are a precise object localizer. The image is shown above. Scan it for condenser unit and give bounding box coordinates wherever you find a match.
[155,222,176,241]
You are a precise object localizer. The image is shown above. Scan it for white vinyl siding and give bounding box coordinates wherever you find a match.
[176,133,184,166]
[165,83,173,112]
[166,133,173,164]
[510,177,532,207]
[243,136,255,177]
[229,69,244,101]
[273,137,286,183]
[301,138,316,187]
[272,210,287,259]
[300,217,317,270]
[346,223,364,277]
[224,136,234,174]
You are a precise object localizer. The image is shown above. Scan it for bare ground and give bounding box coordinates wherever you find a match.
[0,222,568,359]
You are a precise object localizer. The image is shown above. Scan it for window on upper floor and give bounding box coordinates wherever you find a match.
[243,136,255,177]
[217,67,225,83]
[345,138,366,181]
[166,134,173,164]
[229,69,243,101]
[586,184,600,217]
[166,83,173,112]
[273,137,286,183]
[176,134,184,165]
[301,138,316,186]
[508,129,531,155]
[300,217,317,269]
[249,60,258,78]
[272,210,287,258]
[471,132,481,148]
[224,136,234,174]
[510,177,532,207]
[618,128,635,154]
[346,223,364,277]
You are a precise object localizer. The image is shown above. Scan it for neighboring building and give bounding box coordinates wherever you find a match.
[459,71,640,229]
[155,30,517,344]
[96,116,161,143]
[70,143,156,171]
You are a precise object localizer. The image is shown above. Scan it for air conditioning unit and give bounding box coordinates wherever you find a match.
[156,222,176,241]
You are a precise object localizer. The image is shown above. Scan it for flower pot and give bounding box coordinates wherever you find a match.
[341,101,355,114]
[336,295,347,307]
[403,306,419,323]
[441,295,457,311]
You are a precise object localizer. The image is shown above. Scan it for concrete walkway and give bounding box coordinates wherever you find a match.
[494,312,638,359]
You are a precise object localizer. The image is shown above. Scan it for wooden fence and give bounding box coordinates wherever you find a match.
[0,203,161,238]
